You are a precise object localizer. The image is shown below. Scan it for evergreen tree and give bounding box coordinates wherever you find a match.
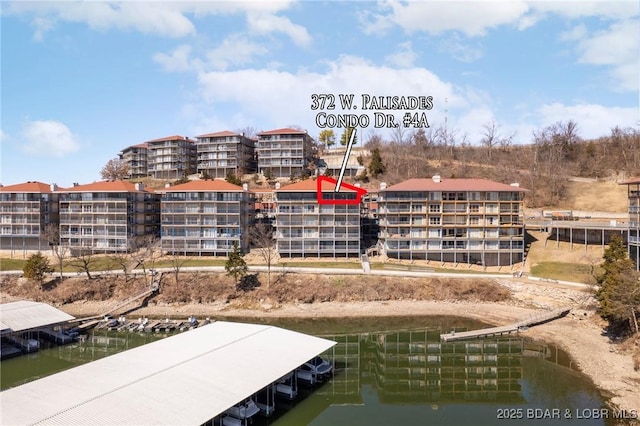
[225,242,248,288]
[596,234,640,334]
[318,129,336,149]
[368,147,386,178]
[339,127,358,146]
[23,252,53,287]
[225,172,242,186]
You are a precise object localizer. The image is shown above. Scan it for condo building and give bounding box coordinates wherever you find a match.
[146,135,197,180]
[621,177,640,270]
[195,131,256,179]
[379,176,527,267]
[256,128,315,178]
[118,143,149,179]
[274,179,361,258]
[0,181,59,252]
[58,181,160,253]
[158,180,254,256]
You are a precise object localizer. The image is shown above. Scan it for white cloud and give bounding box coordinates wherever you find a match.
[559,24,588,42]
[361,1,531,37]
[153,45,195,72]
[537,102,638,139]
[21,120,80,158]
[4,1,302,40]
[385,41,417,68]
[439,34,484,63]
[574,19,639,91]
[246,12,312,47]
[205,34,269,71]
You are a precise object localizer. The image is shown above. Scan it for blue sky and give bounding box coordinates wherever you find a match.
[1,1,638,187]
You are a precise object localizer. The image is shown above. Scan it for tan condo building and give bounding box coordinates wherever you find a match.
[0,181,59,253]
[257,128,315,178]
[274,179,361,258]
[195,131,256,179]
[146,135,197,179]
[159,180,254,256]
[379,176,527,267]
[118,143,149,179]
[58,181,160,253]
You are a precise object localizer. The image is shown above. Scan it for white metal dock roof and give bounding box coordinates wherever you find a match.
[0,321,336,426]
[0,301,75,335]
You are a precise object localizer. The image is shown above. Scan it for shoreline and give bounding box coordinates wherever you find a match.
[58,297,640,419]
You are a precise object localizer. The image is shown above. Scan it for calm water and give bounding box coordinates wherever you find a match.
[1,316,614,425]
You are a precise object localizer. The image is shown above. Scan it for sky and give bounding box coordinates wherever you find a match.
[1,0,638,187]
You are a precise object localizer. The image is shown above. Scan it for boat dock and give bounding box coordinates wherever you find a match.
[440,307,571,342]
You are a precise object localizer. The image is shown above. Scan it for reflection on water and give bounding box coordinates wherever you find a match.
[1,317,610,426]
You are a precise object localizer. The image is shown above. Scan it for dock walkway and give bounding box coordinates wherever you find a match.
[440,307,571,342]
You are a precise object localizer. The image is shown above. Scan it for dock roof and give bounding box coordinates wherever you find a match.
[0,321,336,426]
[0,301,75,335]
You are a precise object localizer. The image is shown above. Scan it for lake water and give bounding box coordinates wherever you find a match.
[1,316,614,425]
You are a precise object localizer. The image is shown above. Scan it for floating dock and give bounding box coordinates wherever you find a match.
[440,307,571,342]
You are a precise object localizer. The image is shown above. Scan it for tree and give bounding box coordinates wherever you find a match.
[109,252,133,283]
[368,147,386,178]
[23,252,52,287]
[318,129,336,150]
[225,242,248,288]
[236,126,257,139]
[43,224,67,279]
[169,253,189,286]
[596,234,640,335]
[131,235,161,286]
[339,127,357,146]
[69,248,96,279]
[101,158,129,181]
[226,172,242,186]
[249,223,277,289]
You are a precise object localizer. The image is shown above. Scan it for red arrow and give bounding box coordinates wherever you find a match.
[316,175,367,205]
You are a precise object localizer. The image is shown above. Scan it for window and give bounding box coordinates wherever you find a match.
[429,216,441,225]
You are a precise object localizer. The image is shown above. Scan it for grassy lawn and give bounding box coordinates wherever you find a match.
[0,258,27,271]
[529,261,599,283]
[369,263,496,274]
[154,258,227,268]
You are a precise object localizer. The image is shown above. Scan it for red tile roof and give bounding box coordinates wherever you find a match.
[276,178,369,192]
[0,181,53,193]
[144,135,195,143]
[59,181,153,193]
[195,130,240,138]
[257,128,307,136]
[384,178,528,192]
[159,179,245,192]
[620,177,640,185]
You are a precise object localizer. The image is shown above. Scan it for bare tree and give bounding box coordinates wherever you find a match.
[249,222,277,289]
[131,235,161,286]
[168,253,190,286]
[69,248,96,280]
[100,158,129,181]
[236,126,258,139]
[43,224,67,279]
[109,252,132,282]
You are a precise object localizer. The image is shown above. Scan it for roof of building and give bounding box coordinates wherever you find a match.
[257,127,307,136]
[159,179,245,192]
[0,321,336,426]
[0,181,53,193]
[58,180,154,193]
[620,177,640,185]
[276,178,335,192]
[195,130,240,138]
[0,301,75,335]
[383,177,528,192]
[144,135,195,143]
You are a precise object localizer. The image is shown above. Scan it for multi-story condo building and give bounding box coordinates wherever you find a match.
[58,181,160,253]
[379,176,526,267]
[253,189,276,225]
[159,180,254,256]
[256,128,315,178]
[621,177,640,270]
[274,178,360,258]
[195,131,256,179]
[0,181,59,252]
[118,143,149,179]
[146,135,197,180]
